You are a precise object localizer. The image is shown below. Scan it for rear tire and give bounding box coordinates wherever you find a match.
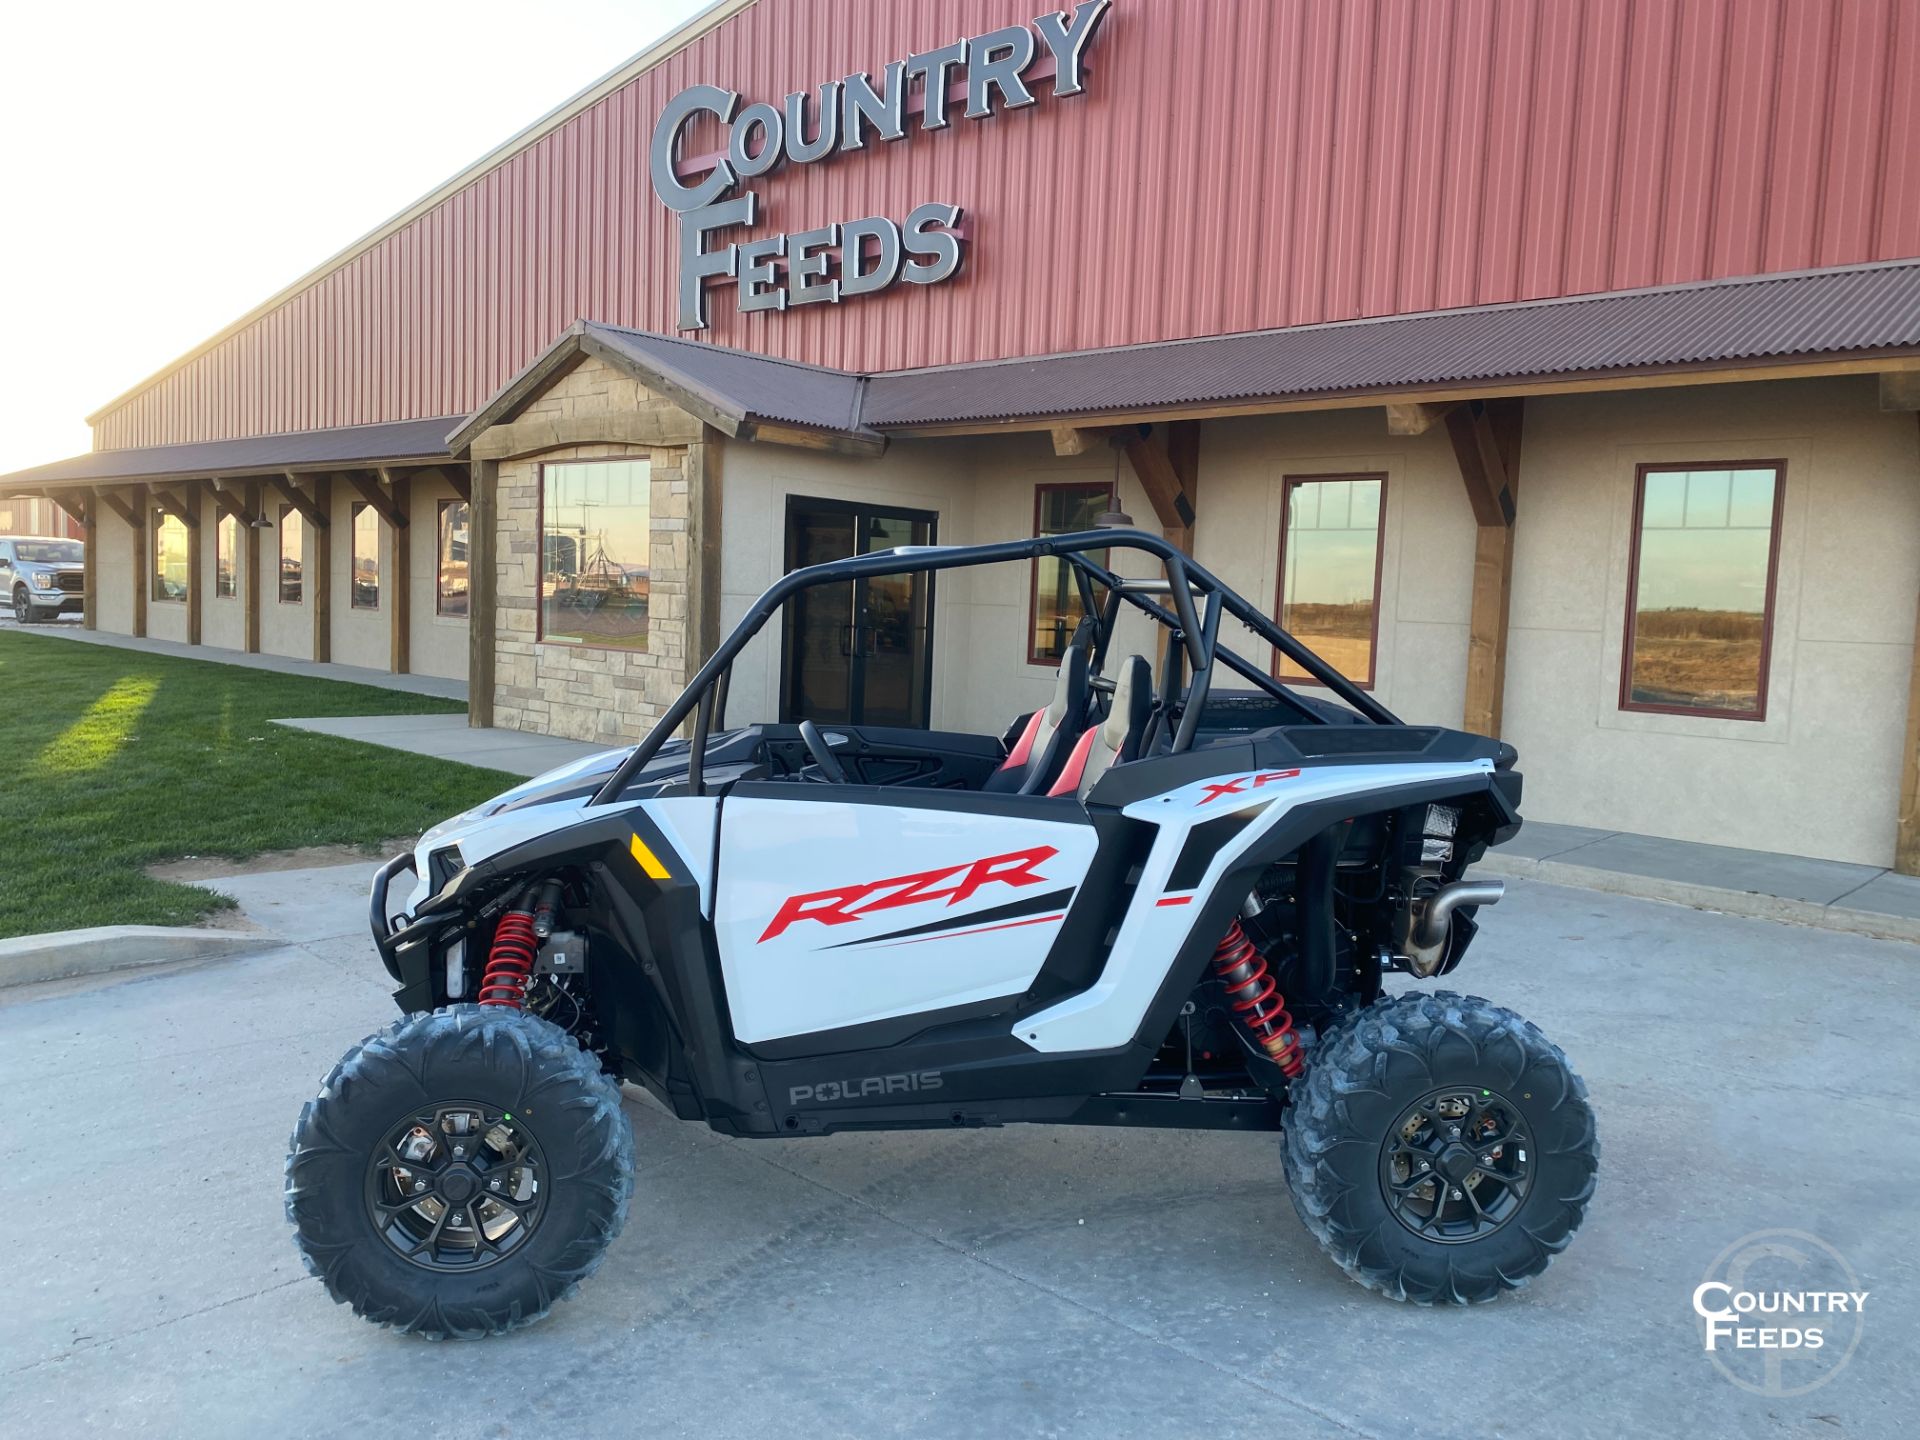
[286,1004,634,1338]
[1281,991,1597,1304]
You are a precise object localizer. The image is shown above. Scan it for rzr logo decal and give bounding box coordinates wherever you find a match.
[758,845,1060,943]
[1197,769,1301,805]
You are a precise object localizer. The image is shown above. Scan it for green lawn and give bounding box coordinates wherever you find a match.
[0,631,517,937]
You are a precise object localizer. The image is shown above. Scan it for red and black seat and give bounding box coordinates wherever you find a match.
[985,637,1093,794]
[1048,654,1152,801]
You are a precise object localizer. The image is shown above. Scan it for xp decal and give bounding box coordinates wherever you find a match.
[292,526,1592,1338]
[759,844,1060,942]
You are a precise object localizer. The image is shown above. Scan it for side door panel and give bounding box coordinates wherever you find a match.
[713,790,1098,1045]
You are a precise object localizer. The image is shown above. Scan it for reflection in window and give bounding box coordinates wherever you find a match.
[437,499,470,618]
[1276,475,1385,686]
[153,513,189,602]
[541,460,650,649]
[215,514,238,598]
[1623,464,1781,718]
[1029,482,1113,663]
[279,506,303,604]
[350,503,380,610]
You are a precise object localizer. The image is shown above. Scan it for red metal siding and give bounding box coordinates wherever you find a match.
[95,0,1920,449]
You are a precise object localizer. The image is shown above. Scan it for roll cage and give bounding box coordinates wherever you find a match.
[594,528,1400,805]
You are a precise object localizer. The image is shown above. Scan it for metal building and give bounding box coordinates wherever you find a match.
[6,0,1920,870]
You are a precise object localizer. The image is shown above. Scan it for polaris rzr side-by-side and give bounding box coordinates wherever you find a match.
[286,529,1598,1336]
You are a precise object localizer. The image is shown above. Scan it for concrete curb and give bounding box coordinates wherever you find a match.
[0,927,278,989]
[1479,853,1920,946]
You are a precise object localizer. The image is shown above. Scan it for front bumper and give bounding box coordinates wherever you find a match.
[29,589,83,614]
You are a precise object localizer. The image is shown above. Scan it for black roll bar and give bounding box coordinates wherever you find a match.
[592,529,1399,807]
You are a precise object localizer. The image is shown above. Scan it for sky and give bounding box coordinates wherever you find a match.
[0,0,710,476]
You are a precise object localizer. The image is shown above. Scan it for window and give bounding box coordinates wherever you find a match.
[350,502,380,609]
[539,459,650,649]
[437,499,470,618]
[215,514,238,599]
[153,512,189,602]
[1274,474,1385,687]
[1622,462,1783,719]
[1028,481,1114,663]
[279,505,303,604]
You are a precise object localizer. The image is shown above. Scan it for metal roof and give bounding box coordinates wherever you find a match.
[0,416,460,494]
[584,324,870,434]
[859,262,1920,426]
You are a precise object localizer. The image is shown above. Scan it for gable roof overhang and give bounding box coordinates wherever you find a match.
[448,320,882,456]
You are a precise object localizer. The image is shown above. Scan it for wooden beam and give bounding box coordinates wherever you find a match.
[1445,400,1518,527]
[1881,372,1920,412]
[444,465,472,503]
[96,486,142,530]
[1386,401,1456,435]
[1165,419,1200,551]
[688,429,723,680]
[244,480,262,654]
[744,421,888,458]
[1448,399,1524,738]
[388,472,411,674]
[269,472,328,528]
[210,476,262,527]
[129,484,149,639]
[1120,424,1199,551]
[467,459,498,727]
[310,475,332,663]
[346,469,408,530]
[1051,425,1099,457]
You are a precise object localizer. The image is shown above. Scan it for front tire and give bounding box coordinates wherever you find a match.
[12,587,34,623]
[286,1005,634,1338]
[1282,991,1597,1304]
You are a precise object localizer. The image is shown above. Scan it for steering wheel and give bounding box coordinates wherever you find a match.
[797,720,849,784]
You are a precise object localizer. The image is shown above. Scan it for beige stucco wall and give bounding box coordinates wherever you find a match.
[1503,375,1920,865]
[92,506,136,633]
[410,473,469,681]
[490,358,696,744]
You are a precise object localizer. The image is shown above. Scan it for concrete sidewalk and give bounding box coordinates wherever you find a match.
[273,712,605,777]
[1484,818,1920,944]
[2,617,466,701]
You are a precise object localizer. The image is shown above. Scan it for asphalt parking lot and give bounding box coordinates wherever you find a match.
[3,866,1915,1439]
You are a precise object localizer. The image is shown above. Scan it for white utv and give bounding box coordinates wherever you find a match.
[286,529,1597,1336]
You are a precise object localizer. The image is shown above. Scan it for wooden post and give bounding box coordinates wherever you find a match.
[385,470,412,674]
[68,488,99,630]
[1445,399,1523,738]
[310,474,332,663]
[688,431,723,673]
[183,483,203,647]
[1893,414,1920,874]
[467,459,497,727]
[244,480,262,654]
[130,485,149,638]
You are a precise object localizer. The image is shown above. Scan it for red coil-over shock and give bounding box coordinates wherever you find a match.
[477,910,538,1008]
[1211,919,1303,1077]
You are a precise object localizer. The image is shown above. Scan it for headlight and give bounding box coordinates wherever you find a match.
[31,570,64,591]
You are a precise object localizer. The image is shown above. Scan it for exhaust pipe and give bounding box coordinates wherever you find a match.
[1401,878,1504,978]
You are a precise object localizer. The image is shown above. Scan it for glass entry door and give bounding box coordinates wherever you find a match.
[781,497,936,728]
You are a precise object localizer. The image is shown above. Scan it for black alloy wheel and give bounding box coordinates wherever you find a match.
[364,1101,549,1272]
[1377,1086,1534,1243]
[13,588,33,624]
